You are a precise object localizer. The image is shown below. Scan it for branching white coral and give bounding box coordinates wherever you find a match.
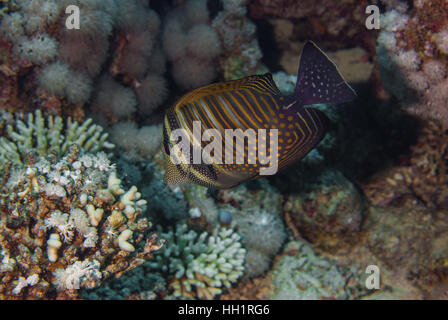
[0,138,159,298]
[0,110,114,167]
[12,274,40,295]
[148,224,245,299]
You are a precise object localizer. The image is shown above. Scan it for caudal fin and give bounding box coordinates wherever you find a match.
[294,41,357,107]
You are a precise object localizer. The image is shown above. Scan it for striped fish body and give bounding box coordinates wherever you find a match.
[162,41,356,189]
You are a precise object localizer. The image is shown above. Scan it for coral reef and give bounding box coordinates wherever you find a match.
[212,0,266,80]
[90,76,137,121]
[0,0,167,119]
[146,224,246,299]
[163,0,222,90]
[284,170,364,251]
[0,109,113,167]
[362,119,448,210]
[2,0,448,302]
[249,0,376,53]
[183,183,219,226]
[0,111,162,299]
[140,153,189,222]
[363,206,448,291]
[376,2,448,124]
[217,181,286,278]
[268,241,367,299]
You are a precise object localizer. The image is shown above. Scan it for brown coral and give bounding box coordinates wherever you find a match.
[0,146,162,299]
[284,171,364,252]
[396,0,448,56]
[362,120,448,210]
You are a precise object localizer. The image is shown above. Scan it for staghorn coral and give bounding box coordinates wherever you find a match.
[0,140,162,299]
[146,224,246,299]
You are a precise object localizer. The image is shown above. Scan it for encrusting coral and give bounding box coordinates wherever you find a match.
[212,0,265,80]
[284,170,364,252]
[362,119,448,211]
[0,110,163,299]
[268,241,367,300]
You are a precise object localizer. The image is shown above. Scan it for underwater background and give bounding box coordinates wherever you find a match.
[0,0,447,300]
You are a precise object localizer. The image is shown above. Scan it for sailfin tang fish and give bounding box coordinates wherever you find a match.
[162,41,356,189]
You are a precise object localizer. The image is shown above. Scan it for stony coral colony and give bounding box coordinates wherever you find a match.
[0,0,266,300]
[1,0,448,301]
[0,110,163,299]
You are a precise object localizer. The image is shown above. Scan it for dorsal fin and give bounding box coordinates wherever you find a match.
[234,73,282,96]
[174,73,282,110]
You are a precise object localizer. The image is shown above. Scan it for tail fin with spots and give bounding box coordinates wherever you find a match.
[292,41,357,108]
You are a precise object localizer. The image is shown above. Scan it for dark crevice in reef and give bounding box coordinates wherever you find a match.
[252,18,283,73]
